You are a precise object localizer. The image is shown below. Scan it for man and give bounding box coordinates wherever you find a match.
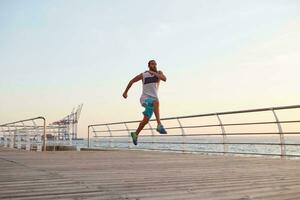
[122,60,167,145]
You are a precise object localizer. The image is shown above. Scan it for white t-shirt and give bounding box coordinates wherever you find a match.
[140,71,159,104]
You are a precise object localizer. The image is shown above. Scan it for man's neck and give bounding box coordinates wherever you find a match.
[149,69,157,73]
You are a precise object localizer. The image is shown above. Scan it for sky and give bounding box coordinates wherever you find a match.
[0,0,300,138]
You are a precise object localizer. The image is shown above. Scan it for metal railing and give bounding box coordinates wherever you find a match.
[0,117,46,151]
[88,105,300,158]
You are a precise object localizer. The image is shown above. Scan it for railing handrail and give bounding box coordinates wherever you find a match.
[88,104,300,127]
[0,116,46,127]
[0,116,47,151]
[87,104,300,158]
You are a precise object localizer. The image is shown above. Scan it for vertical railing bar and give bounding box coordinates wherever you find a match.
[106,124,112,148]
[4,127,8,147]
[42,118,46,152]
[19,124,25,148]
[88,126,91,148]
[68,115,72,146]
[177,118,185,152]
[271,108,286,158]
[54,127,57,150]
[31,120,39,151]
[25,121,32,151]
[0,127,4,147]
[13,123,18,149]
[124,123,131,148]
[20,122,26,150]
[1,127,6,147]
[216,113,227,154]
[7,127,11,148]
[2,127,6,147]
[148,123,155,150]
[91,126,96,148]
[7,126,11,148]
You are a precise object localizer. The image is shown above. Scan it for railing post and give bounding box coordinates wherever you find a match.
[216,113,227,154]
[31,120,40,151]
[4,126,9,147]
[41,117,46,152]
[13,124,18,149]
[88,125,90,148]
[177,118,185,152]
[8,127,13,148]
[271,109,285,158]
[4,127,9,147]
[106,125,112,148]
[92,126,97,148]
[124,123,131,148]
[148,123,155,150]
[53,127,57,152]
[14,124,21,149]
[26,126,30,151]
[0,127,4,147]
[20,122,26,150]
[69,115,72,146]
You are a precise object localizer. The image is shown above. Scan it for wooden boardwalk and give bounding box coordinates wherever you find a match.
[0,147,300,200]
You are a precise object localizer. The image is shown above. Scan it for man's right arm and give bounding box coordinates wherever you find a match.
[122,73,143,99]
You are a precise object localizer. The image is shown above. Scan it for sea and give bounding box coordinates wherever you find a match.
[72,135,300,158]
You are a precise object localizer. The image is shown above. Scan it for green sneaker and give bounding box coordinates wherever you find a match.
[131,132,138,145]
[156,124,167,134]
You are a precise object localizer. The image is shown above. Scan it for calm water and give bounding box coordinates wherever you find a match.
[72,136,300,157]
[1,136,299,158]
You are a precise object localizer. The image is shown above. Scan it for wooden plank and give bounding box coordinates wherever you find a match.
[0,147,300,199]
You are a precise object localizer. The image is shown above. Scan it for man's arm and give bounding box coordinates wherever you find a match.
[148,70,167,82]
[122,73,143,99]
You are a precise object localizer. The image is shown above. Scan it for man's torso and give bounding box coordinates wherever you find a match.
[140,71,159,104]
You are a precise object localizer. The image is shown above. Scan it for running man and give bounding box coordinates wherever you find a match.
[122,60,167,145]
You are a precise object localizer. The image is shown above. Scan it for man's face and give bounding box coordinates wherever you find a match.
[148,61,157,72]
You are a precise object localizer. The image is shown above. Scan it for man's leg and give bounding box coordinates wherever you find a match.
[153,100,161,125]
[131,98,153,145]
[131,115,149,145]
[153,100,167,134]
[136,115,150,135]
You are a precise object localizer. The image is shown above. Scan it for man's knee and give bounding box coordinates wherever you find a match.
[153,101,159,110]
[153,100,159,106]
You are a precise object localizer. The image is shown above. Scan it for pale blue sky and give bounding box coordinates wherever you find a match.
[0,0,300,137]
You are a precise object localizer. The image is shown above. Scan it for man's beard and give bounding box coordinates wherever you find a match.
[150,67,158,72]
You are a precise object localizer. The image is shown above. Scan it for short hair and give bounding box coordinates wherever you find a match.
[148,60,156,66]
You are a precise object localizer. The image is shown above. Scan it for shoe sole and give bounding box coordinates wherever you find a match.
[156,129,167,134]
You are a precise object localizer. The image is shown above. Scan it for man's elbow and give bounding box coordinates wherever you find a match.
[127,81,133,87]
[130,79,136,84]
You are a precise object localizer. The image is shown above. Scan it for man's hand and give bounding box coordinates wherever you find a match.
[122,92,128,99]
[148,70,167,82]
[148,70,156,76]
